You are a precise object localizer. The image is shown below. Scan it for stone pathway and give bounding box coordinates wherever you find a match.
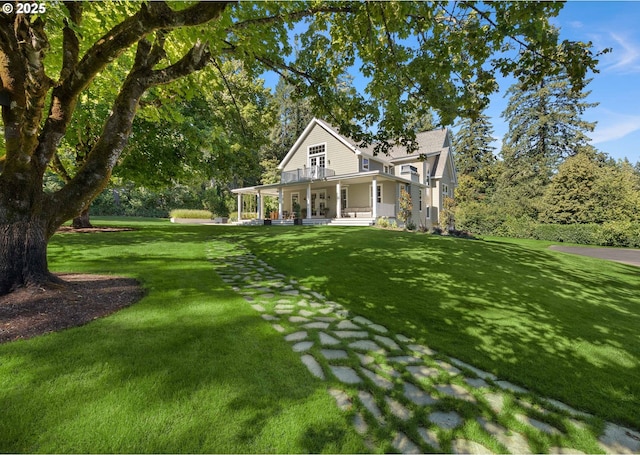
[208,240,640,454]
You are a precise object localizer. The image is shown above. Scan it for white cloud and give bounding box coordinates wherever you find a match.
[603,33,640,74]
[590,110,640,144]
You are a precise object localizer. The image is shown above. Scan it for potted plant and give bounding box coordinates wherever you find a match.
[293,201,303,225]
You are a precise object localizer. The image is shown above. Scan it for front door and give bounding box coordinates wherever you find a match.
[310,190,327,217]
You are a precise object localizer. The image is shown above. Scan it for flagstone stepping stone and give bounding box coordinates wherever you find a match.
[478,418,530,454]
[369,323,388,333]
[303,321,330,329]
[385,397,412,421]
[275,309,293,315]
[515,414,561,435]
[496,380,528,394]
[598,423,640,454]
[319,332,341,346]
[374,335,400,350]
[451,439,494,454]
[251,303,266,312]
[321,349,348,360]
[403,382,438,406]
[292,341,314,352]
[330,366,362,384]
[429,411,463,429]
[545,398,592,418]
[388,356,422,365]
[289,316,310,323]
[310,302,324,308]
[396,334,412,343]
[353,315,374,325]
[392,432,421,454]
[261,314,279,321]
[548,447,587,454]
[272,324,285,333]
[318,307,334,315]
[261,293,275,299]
[285,331,308,342]
[408,344,437,356]
[335,330,369,339]
[435,383,477,403]
[329,388,352,410]
[358,390,385,423]
[314,316,336,322]
[357,353,375,365]
[301,355,325,379]
[418,427,441,450]
[282,290,300,296]
[349,340,386,353]
[276,299,291,304]
[276,303,295,309]
[361,368,394,390]
[310,291,325,300]
[353,413,368,435]
[483,392,505,415]
[244,295,255,302]
[465,377,489,388]
[336,320,361,330]
[435,360,461,375]
[299,309,315,317]
[407,365,440,380]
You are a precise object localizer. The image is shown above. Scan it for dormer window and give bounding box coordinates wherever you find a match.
[363,158,370,171]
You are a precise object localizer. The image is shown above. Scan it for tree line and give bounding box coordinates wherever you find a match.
[453,66,640,246]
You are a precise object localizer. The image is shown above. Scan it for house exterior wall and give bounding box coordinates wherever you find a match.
[281,124,358,175]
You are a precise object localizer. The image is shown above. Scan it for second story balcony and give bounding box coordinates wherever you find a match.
[281,166,336,183]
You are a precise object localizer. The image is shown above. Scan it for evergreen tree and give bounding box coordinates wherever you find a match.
[452,114,497,203]
[497,68,598,218]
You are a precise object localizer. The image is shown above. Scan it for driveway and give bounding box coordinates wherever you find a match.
[549,245,640,267]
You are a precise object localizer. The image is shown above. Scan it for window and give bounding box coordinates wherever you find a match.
[362,158,369,171]
[442,184,449,199]
[370,184,382,205]
[308,144,325,155]
[341,188,348,210]
[419,189,423,211]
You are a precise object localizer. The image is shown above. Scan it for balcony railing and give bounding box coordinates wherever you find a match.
[281,166,336,183]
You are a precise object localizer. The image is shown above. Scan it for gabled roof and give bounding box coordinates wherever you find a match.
[278,118,455,183]
[278,118,360,170]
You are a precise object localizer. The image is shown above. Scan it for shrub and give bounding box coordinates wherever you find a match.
[376,217,390,228]
[169,209,213,219]
[596,221,640,248]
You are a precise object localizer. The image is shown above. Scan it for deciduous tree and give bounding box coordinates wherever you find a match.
[0,1,603,294]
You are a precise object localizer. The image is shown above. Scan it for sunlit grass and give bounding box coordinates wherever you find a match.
[221,225,640,430]
[0,219,365,453]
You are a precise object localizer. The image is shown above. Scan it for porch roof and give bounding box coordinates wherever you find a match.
[231,170,422,195]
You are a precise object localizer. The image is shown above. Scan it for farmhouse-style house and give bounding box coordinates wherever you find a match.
[233,118,457,226]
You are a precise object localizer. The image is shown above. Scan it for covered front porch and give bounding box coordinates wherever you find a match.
[232,172,405,224]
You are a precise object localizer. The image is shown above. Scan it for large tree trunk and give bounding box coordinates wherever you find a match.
[72,207,93,229]
[0,219,61,294]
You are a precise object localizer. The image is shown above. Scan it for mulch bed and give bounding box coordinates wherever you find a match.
[1,226,144,344]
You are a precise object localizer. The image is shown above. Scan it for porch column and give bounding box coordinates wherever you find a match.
[372,176,378,219]
[278,188,283,220]
[335,182,341,219]
[237,193,242,221]
[257,191,263,219]
[306,184,312,219]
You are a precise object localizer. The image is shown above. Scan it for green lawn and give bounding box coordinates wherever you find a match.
[1,219,638,453]
[220,225,640,431]
[0,219,366,453]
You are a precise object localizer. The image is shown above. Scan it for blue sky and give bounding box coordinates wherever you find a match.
[261,2,640,164]
[485,1,640,164]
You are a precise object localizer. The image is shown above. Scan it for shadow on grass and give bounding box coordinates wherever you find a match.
[222,226,640,431]
[1,224,362,453]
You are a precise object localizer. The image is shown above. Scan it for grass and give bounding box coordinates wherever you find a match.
[0,219,365,453]
[219,225,640,431]
[1,219,638,452]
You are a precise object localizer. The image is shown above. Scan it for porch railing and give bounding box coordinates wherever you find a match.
[281,166,336,183]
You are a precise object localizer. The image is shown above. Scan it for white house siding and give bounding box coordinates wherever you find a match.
[281,124,358,176]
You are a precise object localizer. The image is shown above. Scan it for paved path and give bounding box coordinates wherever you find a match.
[550,245,640,267]
[209,240,640,454]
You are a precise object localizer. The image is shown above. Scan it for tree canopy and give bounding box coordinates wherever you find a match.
[0,1,604,293]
